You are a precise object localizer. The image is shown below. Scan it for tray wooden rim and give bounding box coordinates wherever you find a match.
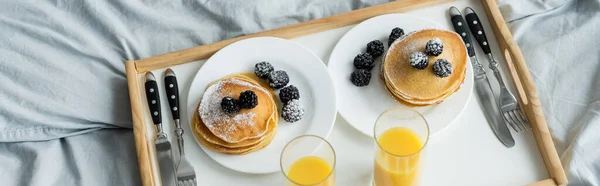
[125,0,568,185]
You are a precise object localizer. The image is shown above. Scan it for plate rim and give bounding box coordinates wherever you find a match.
[327,13,474,137]
[186,36,337,174]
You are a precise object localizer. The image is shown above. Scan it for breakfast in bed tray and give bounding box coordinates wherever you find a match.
[132,3,563,186]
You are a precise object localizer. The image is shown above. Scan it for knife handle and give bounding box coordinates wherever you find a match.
[449,6,476,57]
[465,7,491,55]
[144,72,162,125]
[164,69,180,120]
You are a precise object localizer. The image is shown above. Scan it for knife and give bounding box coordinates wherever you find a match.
[164,69,197,186]
[464,7,507,90]
[144,72,178,186]
[465,7,525,132]
[449,7,515,147]
[163,68,184,165]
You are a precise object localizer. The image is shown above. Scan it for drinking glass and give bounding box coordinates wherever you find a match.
[373,107,429,186]
[281,135,336,186]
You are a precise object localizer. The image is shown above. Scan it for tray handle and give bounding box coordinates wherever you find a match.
[481,0,568,185]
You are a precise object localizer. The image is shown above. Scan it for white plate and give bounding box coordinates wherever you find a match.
[186,37,337,174]
[328,14,474,137]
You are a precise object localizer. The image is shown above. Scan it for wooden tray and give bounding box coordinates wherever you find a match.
[125,0,567,185]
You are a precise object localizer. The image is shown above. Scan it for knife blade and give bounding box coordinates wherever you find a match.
[144,72,178,186]
[449,7,515,147]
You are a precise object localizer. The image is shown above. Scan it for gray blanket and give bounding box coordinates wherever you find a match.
[498,0,600,185]
[0,0,597,185]
[0,0,388,185]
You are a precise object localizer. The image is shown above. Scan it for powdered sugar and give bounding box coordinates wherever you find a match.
[386,28,447,53]
[409,51,428,69]
[254,61,274,78]
[426,37,444,56]
[198,79,259,141]
[428,37,443,46]
[281,99,304,123]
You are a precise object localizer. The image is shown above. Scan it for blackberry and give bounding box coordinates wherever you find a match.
[267,70,289,89]
[255,61,274,79]
[432,59,452,78]
[388,27,405,46]
[353,53,374,70]
[366,40,384,58]
[425,38,444,56]
[279,85,300,103]
[221,97,240,115]
[409,51,429,70]
[282,99,304,123]
[239,90,258,109]
[350,69,371,87]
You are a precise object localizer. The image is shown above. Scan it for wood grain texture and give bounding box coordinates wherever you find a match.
[526,179,558,186]
[502,47,528,105]
[481,0,568,185]
[133,0,453,73]
[125,0,566,185]
[126,61,158,186]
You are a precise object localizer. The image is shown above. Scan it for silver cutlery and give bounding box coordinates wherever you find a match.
[449,7,515,147]
[144,72,177,186]
[164,69,197,186]
[464,7,531,132]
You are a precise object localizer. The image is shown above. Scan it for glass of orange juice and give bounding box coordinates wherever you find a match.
[281,135,336,186]
[373,107,429,186]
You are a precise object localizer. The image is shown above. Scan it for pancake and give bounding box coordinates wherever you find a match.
[382,29,467,106]
[382,71,466,106]
[193,73,279,154]
[382,69,466,104]
[194,74,278,148]
[194,98,277,148]
[198,73,277,143]
[192,107,278,154]
[219,73,279,141]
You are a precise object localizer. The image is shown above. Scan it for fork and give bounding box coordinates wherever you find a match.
[464,7,530,132]
[164,69,197,186]
[175,144,197,186]
[498,84,530,132]
[173,118,196,186]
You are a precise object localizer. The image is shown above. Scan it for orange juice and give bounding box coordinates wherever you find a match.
[288,156,334,186]
[374,127,424,186]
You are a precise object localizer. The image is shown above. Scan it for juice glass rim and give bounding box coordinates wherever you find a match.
[373,107,430,157]
[280,134,336,186]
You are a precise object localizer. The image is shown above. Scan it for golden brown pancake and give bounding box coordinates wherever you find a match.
[193,97,278,148]
[198,73,277,143]
[382,71,466,106]
[194,73,278,148]
[192,107,278,155]
[382,29,467,106]
[193,73,279,155]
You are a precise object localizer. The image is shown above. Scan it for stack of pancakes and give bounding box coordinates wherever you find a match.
[192,73,278,155]
[381,29,467,107]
